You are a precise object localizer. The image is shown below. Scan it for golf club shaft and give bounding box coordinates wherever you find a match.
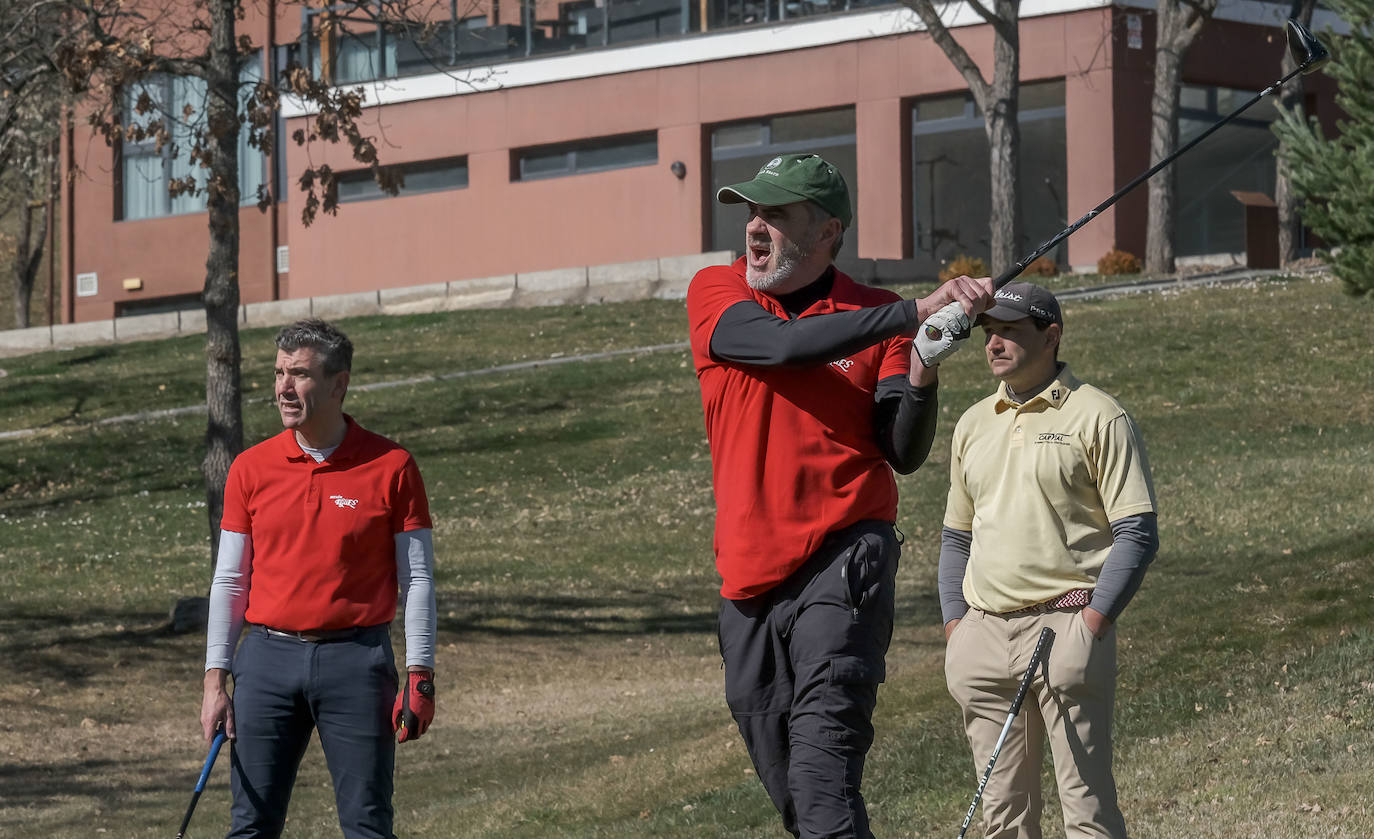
[994,61,1310,289]
[176,730,227,839]
[957,626,1055,839]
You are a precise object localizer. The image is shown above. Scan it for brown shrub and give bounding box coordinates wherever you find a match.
[1097,248,1141,276]
[1023,256,1059,278]
[938,254,989,282]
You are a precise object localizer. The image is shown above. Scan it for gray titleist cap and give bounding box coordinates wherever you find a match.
[980,282,1063,327]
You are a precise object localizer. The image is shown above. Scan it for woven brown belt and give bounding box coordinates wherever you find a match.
[997,589,1092,617]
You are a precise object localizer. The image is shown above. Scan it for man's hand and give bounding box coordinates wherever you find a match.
[393,669,435,743]
[944,618,961,641]
[914,302,973,367]
[1081,607,1111,640]
[916,274,995,324]
[201,668,234,742]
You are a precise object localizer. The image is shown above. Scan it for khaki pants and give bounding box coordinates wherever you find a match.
[945,607,1127,839]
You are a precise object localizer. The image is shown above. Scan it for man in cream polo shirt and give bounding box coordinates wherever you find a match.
[939,282,1158,839]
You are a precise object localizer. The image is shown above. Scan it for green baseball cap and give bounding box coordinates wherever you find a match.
[716,153,852,229]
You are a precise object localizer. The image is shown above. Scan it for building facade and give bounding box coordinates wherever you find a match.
[58,0,1342,322]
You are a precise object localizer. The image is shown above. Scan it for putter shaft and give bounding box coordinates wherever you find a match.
[957,627,1055,839]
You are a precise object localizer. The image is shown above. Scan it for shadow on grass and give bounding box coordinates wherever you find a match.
[432,587,946,642]
[435,590,717,638]
[0,609,191,688]
[0,755,196,832]
[1117,527,1374,740]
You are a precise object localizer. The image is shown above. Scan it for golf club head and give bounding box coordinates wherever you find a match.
[1286,18,1330,75]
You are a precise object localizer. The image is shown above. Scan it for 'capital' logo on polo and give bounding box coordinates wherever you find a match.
[1035,433,1070,446]
[330,495,359,509]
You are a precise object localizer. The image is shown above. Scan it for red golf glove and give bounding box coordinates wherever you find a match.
[393,671,435,742]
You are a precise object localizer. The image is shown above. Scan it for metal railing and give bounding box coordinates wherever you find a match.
[297,0,897,82]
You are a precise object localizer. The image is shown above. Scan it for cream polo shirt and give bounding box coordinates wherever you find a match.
[944,365,1157,613]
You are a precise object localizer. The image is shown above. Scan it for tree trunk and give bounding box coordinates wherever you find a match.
[12,163,50,330]
[902,0,1023,274]
[1276,0,1318,266]
[1146,0,1214,275]
[13,198,35,329]
[986,0,1021,273]
[201,0,244,569]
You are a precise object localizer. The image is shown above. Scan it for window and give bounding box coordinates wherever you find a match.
[115,293,202,318]
[910,81,1067,277]
[313,26,398,84]
[120,57,267,221]
[335,157,469,203]
[1175,84,1278,258]
[709,108,858,271]
[514,132,658,181]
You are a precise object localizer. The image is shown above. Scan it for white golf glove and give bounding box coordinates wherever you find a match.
[914,301,972,367]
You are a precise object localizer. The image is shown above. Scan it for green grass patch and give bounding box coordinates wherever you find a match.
[1,275,1371,837]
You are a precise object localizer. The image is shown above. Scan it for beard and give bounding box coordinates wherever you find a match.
[746,235,813,292]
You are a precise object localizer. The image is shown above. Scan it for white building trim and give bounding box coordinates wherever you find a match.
[280,0,1348,117]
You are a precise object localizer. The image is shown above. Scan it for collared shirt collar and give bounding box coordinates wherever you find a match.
[281,414,361,463]
[995,363,1079,413]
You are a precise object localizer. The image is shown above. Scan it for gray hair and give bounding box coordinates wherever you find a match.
[804,201,845,259]
[275,319,353,375]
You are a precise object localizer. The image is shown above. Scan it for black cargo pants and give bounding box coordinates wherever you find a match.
[719,520,900,839]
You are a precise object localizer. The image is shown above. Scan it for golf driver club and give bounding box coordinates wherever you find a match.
[175,729,227,839]
[991,17,1331,289]
[956,626,1055,839]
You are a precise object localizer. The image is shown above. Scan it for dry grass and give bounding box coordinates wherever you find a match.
[1,274,1371,837]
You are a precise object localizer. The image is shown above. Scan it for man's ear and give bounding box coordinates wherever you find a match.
[825,217,843,246]
[333,370,350,402]
[1046,323,1062,354]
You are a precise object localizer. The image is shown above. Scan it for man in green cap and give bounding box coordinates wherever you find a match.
[687,153,995,837]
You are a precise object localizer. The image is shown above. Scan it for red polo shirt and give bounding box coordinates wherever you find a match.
[688,258,910,599]
[221,415,432,631]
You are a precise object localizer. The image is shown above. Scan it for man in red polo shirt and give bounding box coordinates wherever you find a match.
[199,319,436,839]
[688,153,995,838]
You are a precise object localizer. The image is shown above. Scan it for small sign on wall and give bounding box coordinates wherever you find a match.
[76,272,98,297]
[276,246,290,274]
[1127,14,1143,50]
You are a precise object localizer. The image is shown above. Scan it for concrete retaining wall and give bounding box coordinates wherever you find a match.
[0,251,732,357]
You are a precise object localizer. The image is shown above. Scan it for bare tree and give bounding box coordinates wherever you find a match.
[48,0,449,585]
[901,0,1022,271]
[1145,0,1218,273]
[0,0,65,328]
[1275,0,1318,266]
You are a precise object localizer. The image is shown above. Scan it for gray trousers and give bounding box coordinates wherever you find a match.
[227,624,399,839]
[719,520,900,839]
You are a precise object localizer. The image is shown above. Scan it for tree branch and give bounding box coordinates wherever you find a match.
[902,0,992,105]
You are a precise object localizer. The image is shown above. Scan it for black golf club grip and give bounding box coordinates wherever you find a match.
[1009,627,1055,716]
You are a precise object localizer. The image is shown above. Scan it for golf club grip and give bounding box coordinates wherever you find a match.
[176,731,226,838]
[198,731,227,790]
[1008,627,1055,716]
